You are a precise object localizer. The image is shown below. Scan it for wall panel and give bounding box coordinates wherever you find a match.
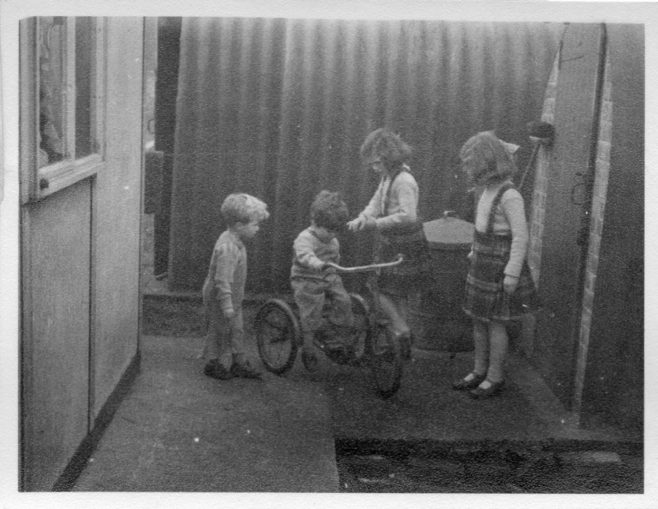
[21,182,91,490]
[168,19,563,292]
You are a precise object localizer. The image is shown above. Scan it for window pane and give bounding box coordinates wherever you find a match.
[38,17,66,167]
[75,17,94,158]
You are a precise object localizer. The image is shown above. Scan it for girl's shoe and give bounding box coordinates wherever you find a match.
[452,372,486,391]
[468,379,505,399]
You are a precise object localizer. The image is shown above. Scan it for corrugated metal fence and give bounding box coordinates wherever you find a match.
[168,18,563,292]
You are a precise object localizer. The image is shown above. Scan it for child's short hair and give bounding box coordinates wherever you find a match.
[459,131,517,185]
[221,193,270,226]
[360,128,412,171]
[310,190,349,232]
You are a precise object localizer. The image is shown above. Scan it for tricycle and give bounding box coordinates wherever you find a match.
[253,254,406,399]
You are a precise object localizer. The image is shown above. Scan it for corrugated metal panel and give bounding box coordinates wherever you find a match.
[169,18,563,292]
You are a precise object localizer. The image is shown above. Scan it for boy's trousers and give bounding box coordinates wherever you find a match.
[291,274,352,333]
[203,296,245,368]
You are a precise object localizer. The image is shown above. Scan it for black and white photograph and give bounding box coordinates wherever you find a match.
[0,0,653,507]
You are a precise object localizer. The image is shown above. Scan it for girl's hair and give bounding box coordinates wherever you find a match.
[221,193,270,225]
[360,128,412,171]
[310,190,349,232]
[459,131,518,185]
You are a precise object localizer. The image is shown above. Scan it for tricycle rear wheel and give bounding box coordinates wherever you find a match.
[254,299,299,375]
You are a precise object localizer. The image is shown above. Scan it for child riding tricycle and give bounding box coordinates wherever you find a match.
[253,190,406,399]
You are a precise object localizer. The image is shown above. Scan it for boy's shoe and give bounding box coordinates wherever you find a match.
[301,347,319,372]
[230,359,263,380]
[452,372,486,390]
[204,359,233,380]
[468,379,505,399]
[319,327,349,361]
[324,345,350,365]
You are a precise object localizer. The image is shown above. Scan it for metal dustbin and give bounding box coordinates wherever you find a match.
[410,211,474,352]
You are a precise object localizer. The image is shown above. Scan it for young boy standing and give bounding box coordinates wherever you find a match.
[202,193,269,380]
[291,190,353,371]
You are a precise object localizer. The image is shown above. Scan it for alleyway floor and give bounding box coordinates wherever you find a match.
[70,296,642,495]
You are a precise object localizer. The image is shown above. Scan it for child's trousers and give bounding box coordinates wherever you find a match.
[291,275,353,335]
[203,296,245,369]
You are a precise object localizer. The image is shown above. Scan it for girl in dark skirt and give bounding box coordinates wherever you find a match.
[347,128,430,358]
[453,131,539,399]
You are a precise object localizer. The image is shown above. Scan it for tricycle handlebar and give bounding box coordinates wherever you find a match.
[326,254,405,274]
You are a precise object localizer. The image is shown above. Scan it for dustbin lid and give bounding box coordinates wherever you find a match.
[423,211,474,249]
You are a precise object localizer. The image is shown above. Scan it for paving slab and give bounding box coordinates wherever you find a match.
[73,335,338,492]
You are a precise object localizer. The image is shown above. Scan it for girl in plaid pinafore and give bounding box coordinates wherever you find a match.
[454,131,539,399]
[347,128,430,359]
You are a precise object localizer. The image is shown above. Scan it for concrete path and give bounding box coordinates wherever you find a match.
[73,331,639,493]
[73,335,338,492]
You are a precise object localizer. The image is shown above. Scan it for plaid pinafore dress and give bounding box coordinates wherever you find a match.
[376,168,431,295]
[463,183,539,322]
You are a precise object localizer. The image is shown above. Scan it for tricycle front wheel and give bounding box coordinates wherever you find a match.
[254,299,299,375]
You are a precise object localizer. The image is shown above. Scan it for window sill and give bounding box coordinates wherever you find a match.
[31,154,104,202]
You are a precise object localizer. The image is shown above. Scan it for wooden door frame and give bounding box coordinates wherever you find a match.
[570,24,610,423]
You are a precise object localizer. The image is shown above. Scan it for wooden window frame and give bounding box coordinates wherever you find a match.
[20,17,106,204]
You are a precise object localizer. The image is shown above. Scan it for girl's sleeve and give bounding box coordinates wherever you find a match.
[293,233,325,271]
[213,243,239,314]
[375,175,418,230]
[501,189,529,278]
[360,179,383,219]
